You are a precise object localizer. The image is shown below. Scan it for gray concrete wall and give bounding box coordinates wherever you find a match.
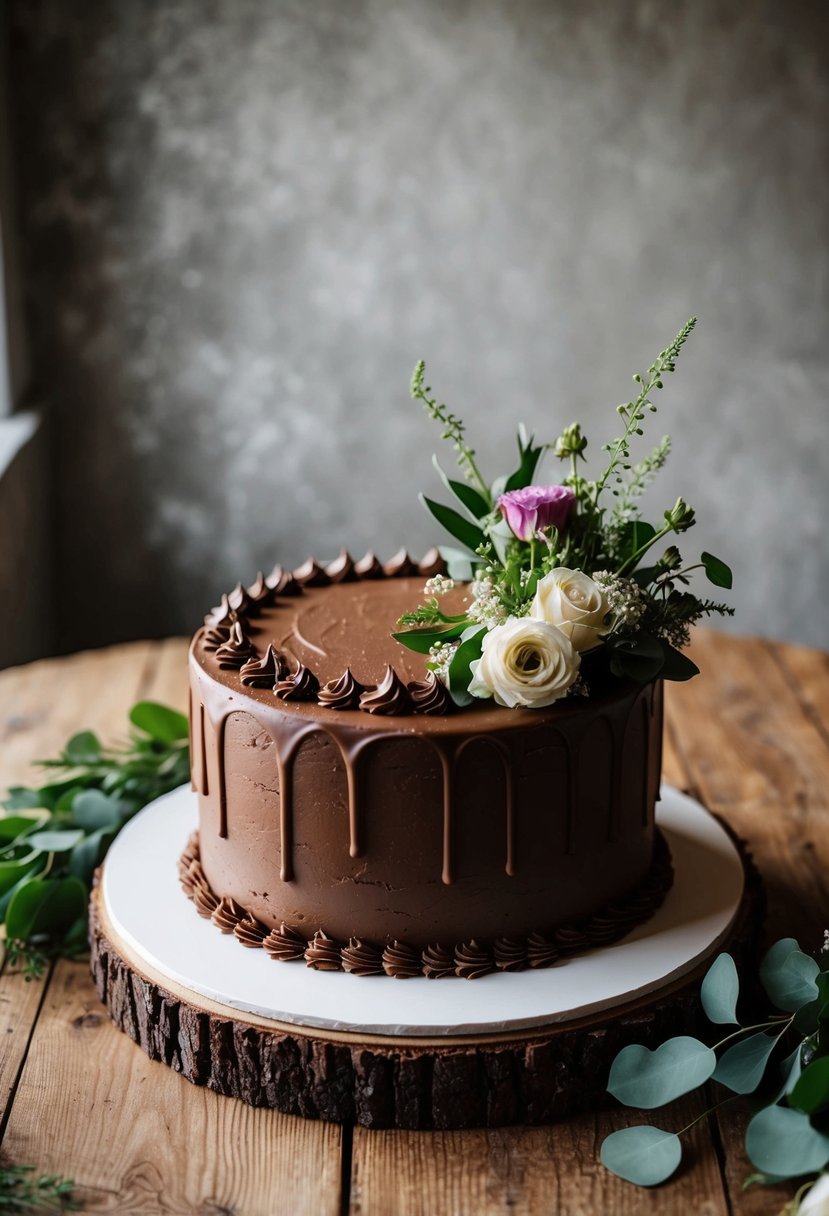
[8,0,829,656]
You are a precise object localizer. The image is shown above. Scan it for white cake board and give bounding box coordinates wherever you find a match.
[101,784,743,1039]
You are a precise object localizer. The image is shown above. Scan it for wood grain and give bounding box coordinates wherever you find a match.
[1,959,342,1215]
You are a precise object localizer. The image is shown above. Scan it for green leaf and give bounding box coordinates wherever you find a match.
[447,626,486,708]
[25,829,85,854]
[392,624,469,655]
[713,1030,782,1094]
[71,789,127,830]
[794,972,829,1036]
[701,552,733,590]
[745,1105,829,1179]
[68,827,116,884]
[0,852,44,898]
[420,495,487,556]
[5,876,87,942]
[607,1036,716,1108]
[2,787,48,811]
[760,939,820,1012]
[438,546,478,582]
[0,816,43,844]
[617,519,657,563]
[503,435,544,493]
[605,633,665,683]
[774,1044,804,1101]
[790,1057,829,1116]
[129,701,189,743]
[600,1126,682,1187]
[64,731,102,764]
[700,953,740,1025]
[658,640,700,682]
[432,455,491,519]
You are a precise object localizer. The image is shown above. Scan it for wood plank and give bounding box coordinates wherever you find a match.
[0,641,156,789]
[136,637,189,712]
[351,1092,729,1216]
[0,961,53,1130]
[769,638,829,751]
[2,958,343,1215]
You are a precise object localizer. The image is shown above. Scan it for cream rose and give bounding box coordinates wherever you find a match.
[531,567,608,653]
[800,1176,829,1216]
[468,618,580,709]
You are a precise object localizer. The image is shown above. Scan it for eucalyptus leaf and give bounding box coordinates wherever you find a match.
[2,787,48,812]
[0,816,42,844]
[793,972,829,1037]
[420,495,487,556]
[607,1036,716,1108]
[700,953,740,1024]
[760,939,820,1012]
[789,1057,829,1116]
[438,546,477,582]
[745,1105,829,1179]
[5,876,88,942]
[68,827,116,884]
[712,1030,783,1095]
[701,552,733,590]
[64,731,102,764]
[775,1043,804,1102]
[0,852,44,898]
[600,1125,682,1187]
[446,626,486,708]
[71,789,126,830]
[25,829,85,854]
[129,701,189,743]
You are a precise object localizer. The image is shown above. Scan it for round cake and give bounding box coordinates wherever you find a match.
[182,550,671,978]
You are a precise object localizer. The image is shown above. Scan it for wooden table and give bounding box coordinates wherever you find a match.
[0,631,826,1215]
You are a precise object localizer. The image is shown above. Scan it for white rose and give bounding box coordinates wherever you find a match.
[531,567,608,653]
[800,1175,829,1216]
[468,618,580,709]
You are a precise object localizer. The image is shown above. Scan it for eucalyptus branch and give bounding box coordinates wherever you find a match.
[411,362,493,507]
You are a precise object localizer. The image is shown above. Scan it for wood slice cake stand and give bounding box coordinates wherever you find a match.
[89,786,761,1130]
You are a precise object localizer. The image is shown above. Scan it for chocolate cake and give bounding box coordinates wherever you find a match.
[183,551,672,978]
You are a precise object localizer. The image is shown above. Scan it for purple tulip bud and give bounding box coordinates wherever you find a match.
[497,485,576,542]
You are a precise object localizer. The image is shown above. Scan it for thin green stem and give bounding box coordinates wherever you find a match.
[712,1015,792,1052]
[616,522,674,576]
[677,1093,740,1136]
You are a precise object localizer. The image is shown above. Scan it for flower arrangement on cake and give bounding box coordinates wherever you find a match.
[395,317,733,708]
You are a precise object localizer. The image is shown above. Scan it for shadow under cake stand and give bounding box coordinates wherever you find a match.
[89,785,760,1130]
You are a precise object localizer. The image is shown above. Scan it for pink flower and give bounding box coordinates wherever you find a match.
[497,485,575,542]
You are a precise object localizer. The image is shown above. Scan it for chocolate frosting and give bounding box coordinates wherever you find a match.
[408,671,452,716]
[317,668,365,711]
[263,922,305,962]
[240,643,284,688]
[205,594,236,629]
[246,572,276,611]
[359,665,413,715]
[267,565,302,597]
[305,930,343,971]
[383,548,418,577]
[178,831,674,979]
[421,944,456,979]
[454,940,496,980]
[227,582,252,616]
[382,940,422,979]
[275,663,320,702]
[294,558,331,587]
[354,551,384,579]
[203,623,232,652]
[418,547,445,577]
[215,621,255,669]
[326,550,357,583]
[341,938,384,976]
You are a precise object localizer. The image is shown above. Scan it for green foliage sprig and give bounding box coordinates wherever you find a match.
[0,1165,78,1212]
[601,936,829,1201]
[1,702,189,973]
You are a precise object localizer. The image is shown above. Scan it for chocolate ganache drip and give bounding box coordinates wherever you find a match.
[215,621,255,669]
[317,668,365,710]
[263,922,305,962]
[454,940,495,980]
[359,666,414,715]
[354,551,384,579]
[305,930,343,971]
[276,662,320,702]
[382,940,421,979]
[408,671,452,716]
[341,938,384,976]
[421,943,455,979]
[240,643,285,689]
